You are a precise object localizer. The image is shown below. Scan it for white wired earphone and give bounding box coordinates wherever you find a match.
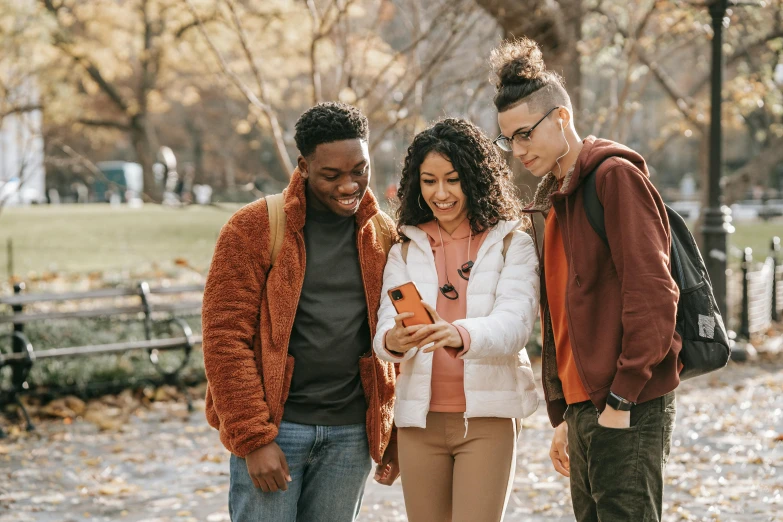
[554,117,570,178]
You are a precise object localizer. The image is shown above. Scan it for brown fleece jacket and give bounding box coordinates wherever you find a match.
[202,169,398,462]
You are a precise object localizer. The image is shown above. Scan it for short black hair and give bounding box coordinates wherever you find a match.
[294,102,369,157]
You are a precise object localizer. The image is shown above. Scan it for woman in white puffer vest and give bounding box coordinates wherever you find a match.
[374,118,540,522]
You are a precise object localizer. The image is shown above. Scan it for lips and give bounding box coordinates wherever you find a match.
[523,158,537,169]
[335,194,360,208]
[432,201,457,211]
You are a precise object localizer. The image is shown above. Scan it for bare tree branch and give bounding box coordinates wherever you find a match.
[305,0,356,104]
[174,12,220,38]
[77,118,132,130]
[353,1,456,104]
[184,0,294,176]
[0,105,43,122]
[686,28,783,98]
[595,4,706,132]
[369,7,481,153]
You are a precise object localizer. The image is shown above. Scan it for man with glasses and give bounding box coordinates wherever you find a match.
[489,38,680,522]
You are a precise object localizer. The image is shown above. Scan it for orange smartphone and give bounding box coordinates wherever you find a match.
[388,282,434,327]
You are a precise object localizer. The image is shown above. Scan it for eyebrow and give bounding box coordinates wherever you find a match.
[321,160,367,173]
[420,170,457,177]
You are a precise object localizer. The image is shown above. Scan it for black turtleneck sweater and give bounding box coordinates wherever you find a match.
[282,205,370,426]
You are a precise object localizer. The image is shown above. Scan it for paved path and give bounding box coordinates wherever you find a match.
[1,357,782,521]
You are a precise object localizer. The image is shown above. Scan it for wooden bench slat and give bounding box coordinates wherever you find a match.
[0,335,203,364]
[0,301,202,324]
[0,285,205,307]
[0,288,137,305]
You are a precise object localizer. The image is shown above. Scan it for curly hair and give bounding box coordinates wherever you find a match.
[294,102,369,157]
[396,118,526,236]
[489,37,571,113]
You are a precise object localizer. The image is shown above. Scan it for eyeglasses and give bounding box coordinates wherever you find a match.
[493,106,560,152]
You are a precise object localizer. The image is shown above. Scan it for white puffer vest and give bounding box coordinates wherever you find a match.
[373,220,540,428]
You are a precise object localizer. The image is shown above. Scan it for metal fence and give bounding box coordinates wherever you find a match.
[735,237,782,340]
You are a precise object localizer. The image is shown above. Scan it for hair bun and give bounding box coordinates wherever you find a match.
[490,37,546,88]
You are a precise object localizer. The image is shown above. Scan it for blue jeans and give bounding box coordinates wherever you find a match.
[229,421,372,522]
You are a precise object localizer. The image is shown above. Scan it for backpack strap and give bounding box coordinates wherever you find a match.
[265,193,286,267]
[371,213,393,256]
[583,163,609,247]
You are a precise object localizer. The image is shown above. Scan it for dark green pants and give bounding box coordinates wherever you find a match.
[565,391,676,522]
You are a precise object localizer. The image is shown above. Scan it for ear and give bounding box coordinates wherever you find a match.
[297,156,309,178]
[557,107,572,128]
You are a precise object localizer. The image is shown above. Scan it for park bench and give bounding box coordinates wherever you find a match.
[0,281,203,437]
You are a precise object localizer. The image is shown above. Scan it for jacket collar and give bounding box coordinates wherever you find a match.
[282,168,381,232]
[401,219,523,262]
[524,167,574,214]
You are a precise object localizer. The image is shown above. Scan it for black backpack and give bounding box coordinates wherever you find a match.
[582,166,731,380]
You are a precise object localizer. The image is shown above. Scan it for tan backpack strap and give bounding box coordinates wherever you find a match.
[265,193,286,267]
[371,213,393,256]
[401,241,410,263]
[502,231,514,260]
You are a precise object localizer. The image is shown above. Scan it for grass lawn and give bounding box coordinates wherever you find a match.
[0,204,242,277]
[726,220,782,262]
[0,204,780,277]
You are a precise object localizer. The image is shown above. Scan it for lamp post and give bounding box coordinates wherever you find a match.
[701,0,734,318]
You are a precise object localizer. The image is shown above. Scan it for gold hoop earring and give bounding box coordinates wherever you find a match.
[418,193,424,211]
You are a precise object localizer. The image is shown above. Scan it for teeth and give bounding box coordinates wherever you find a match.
[338,197,358,205]
[434,202,456,209]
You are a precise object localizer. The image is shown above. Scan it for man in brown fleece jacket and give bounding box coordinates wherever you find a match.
[202,102,399,522]
[490,39,680,521]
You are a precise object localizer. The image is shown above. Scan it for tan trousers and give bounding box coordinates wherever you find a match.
[397,412,517,522]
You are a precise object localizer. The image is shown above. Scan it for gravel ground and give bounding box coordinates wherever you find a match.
[1,355,781,522]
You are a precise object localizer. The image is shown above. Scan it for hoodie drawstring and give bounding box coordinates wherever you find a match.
[463,415,469,438]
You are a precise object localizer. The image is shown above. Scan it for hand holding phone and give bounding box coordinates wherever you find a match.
[385,282,433,354]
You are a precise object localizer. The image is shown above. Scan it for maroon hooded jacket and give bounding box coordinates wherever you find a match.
[525,136,681,427]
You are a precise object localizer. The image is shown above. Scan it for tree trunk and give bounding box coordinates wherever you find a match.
[722,136,783,205]
[474,0,583,112]
[131,117,162,203]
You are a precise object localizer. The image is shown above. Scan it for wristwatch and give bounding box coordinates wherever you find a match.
[606,391,635,411]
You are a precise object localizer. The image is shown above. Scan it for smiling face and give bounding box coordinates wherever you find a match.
[298,139,370,217]
[419,152,468,231]
[498,103,568,178]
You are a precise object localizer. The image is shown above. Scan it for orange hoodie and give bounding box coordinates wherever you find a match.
[418,219,488,412]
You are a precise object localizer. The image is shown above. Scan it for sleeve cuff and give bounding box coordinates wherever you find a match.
[446,325,471,359]
[383,331,407,360]
[609,368,648,404]
[232,424,278,458]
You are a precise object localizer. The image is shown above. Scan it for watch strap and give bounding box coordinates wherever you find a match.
[606,391,635,411]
